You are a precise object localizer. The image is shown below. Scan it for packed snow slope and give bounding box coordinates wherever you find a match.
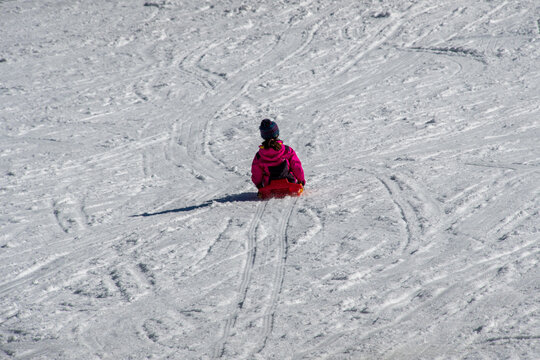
[1,0,539,359]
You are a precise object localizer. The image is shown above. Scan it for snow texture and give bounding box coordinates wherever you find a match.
[1,0,539,359]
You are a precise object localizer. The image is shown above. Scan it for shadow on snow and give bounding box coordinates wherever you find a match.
[131,192,259,217]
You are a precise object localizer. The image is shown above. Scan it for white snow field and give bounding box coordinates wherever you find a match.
[1,0,539,359]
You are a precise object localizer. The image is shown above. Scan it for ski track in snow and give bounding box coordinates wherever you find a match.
[1,0,539,359]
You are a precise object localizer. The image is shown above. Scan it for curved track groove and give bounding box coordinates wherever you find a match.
[376,176,415,253]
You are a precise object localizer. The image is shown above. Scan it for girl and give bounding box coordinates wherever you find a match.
[251,119,305,189]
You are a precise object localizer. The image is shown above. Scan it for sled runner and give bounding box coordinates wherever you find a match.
[257,179,304,200]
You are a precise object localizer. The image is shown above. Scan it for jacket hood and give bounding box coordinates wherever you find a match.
[258,141,286,164]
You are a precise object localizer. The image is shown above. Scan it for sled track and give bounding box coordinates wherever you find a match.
[213,202,267,359]
[377,176,414,253]
[213,197,298,358]
[360,167,427,256]
[255,198,297,355]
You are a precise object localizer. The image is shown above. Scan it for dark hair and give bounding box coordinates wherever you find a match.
[262,138,282,151]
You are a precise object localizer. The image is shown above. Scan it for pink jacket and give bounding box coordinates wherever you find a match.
[251,141,305,188]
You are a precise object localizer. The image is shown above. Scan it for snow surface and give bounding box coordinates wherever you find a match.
[1,0,539,359]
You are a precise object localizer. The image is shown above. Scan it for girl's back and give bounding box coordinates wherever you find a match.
[251,120,305,189]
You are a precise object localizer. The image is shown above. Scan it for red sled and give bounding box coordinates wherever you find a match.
[258,179,304,200]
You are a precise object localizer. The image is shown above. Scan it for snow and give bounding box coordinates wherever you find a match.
[1,0,539,359]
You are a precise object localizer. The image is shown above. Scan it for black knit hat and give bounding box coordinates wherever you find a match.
[259,119,279,140]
